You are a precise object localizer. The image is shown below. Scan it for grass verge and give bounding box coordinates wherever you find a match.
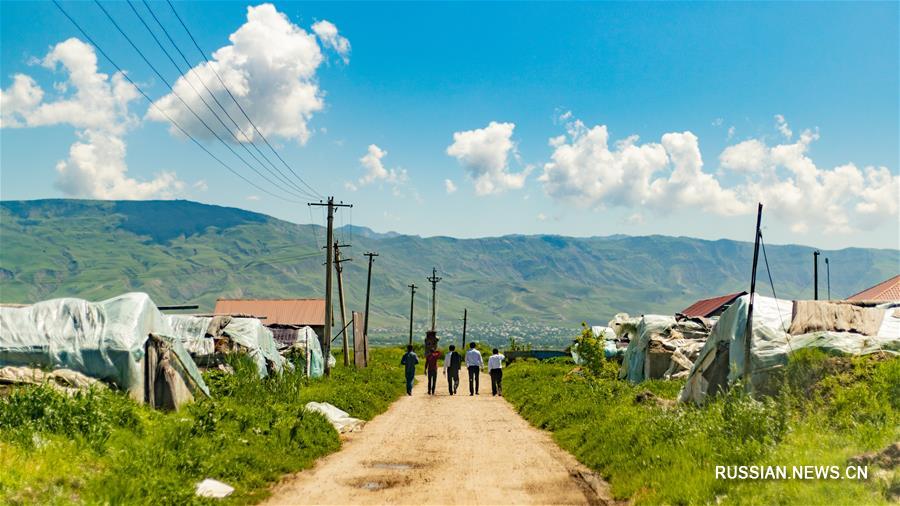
[0,347,405,505]
[503,349,899,505]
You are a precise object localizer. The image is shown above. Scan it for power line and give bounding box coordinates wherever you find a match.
[91,0,310,202]
[132,0,318,200]
[164,0,322,199]
[760,232,790,339]
[51,0,305,204]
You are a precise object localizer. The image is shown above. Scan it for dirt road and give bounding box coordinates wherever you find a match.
[264,372,613,505]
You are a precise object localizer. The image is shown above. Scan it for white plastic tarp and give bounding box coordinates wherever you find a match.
[305,401,365,433]
[285,326,324,378]
[165,315,215,356]
[619,315,676,382]
[165,315,288,378]
[679,295,900,404]
[0,293,209,399]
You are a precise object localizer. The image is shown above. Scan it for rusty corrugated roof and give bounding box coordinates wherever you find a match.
[846,275,900,302]
[680,291,747,318]
[213,298,325,326]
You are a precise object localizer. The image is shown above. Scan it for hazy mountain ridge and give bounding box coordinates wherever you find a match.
[1,199,897,343]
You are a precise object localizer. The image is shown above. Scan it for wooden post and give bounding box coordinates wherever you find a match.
[363,252,378,364]
[743,203,763,389]
[308,197,352,376]
[408,283,417,346]
[335,241,350,367]
[427,267,442,332]
[813,250,820,300]
[462,308,467,348]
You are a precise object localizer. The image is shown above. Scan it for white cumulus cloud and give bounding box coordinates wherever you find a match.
[539,117,746,216]
[312,20,350,63]
[355,144,407,186]
[446,121,530,195]
[0,38,183,199]
[775,114,792,139]
[444,179,457,194]
[720,128,899,233]
[148,4,342,145]
[539,114,897,234]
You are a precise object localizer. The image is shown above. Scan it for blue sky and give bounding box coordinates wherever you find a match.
[1,1,898,250]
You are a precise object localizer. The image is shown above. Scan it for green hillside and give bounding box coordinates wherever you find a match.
[1,199,897,345]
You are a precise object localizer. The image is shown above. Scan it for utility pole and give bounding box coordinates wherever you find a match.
[743,203,763,389]
[308,197,352,376]
[427,267,442,332]
[825,257,831,300]
[362,252,379,364]
[334,241,352,367]
[408,283,417,346]
[461,309,468,348]
[813,250,820,300]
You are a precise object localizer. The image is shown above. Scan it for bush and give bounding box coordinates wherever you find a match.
[572,323,618,379]
[0,347,406,504]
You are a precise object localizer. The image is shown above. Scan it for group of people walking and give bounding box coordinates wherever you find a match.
[400,342,505,397]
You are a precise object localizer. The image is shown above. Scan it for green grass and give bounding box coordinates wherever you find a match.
[0,348,406,505]
[503,349,899,505]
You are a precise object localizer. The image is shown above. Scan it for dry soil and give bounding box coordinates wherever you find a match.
[263,372,614,505]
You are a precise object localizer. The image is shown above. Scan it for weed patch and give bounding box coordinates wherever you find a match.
[0,348,405,504]
[504,351,899,505]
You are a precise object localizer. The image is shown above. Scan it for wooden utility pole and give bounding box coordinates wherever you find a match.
[308,197,352,376]
[462,308,468,348]
[408,283,417,346]
[825,258,831,300]
[334,241,352,367]
[813,250,820,300]
[743,203,763,388]
[427,267,442,332]
[362,252,378,363]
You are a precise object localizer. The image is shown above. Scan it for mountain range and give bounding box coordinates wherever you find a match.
[1,199,897,345]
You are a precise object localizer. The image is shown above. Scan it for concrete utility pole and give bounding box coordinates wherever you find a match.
[427,267,442,332]
[408,283,417,346]
[308,197,352,376]
[813,250,820,300]
[334,241,352,367]
[743,203,763,389]
[363,252,379,363]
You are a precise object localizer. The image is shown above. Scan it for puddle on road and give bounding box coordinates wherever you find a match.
[350,476,408,491]
[370,462,414,470]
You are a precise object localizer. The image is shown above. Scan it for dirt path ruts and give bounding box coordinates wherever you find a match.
[263,372,614,505]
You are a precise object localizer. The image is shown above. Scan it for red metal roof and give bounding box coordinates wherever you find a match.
[846,275,900,302]
[213,298,325,326]
[680,291,747,318]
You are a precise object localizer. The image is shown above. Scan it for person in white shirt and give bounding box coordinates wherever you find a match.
[465,342,483,396]
[488,348,505,396]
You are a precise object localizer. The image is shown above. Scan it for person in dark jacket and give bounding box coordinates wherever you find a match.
[443,345,462,395]
[424,348,441,395]
[400,345,418,395]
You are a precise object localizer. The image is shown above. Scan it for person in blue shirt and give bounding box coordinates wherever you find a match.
[400,345,419,396]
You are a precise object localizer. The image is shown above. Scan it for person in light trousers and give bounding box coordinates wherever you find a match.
[465,342,483,395]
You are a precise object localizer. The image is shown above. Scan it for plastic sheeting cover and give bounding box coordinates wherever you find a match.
[284,326,325,378]
[305,401,365,433]
[679,295,900,404]
[0,293,209,399]
[618,315,676,382]
[165,315,288,378]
